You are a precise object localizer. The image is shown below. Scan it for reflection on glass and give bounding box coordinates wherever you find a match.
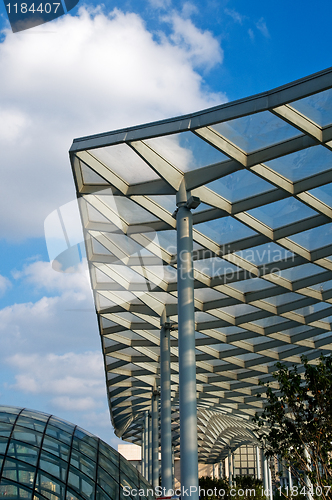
[211,111,300,152]
[290,223,332,251]
[145,131,227,171]
[91,144,160,184]
[266,145,332,182]
[290,88,332,127]
[207,169,276,202]
[247,197,317,229]
[196,216,257,245]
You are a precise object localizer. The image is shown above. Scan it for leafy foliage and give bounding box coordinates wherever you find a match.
[199,475,263,500]
[253,354,332,499]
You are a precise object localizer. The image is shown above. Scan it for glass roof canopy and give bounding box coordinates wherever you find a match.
[70,67,332,462]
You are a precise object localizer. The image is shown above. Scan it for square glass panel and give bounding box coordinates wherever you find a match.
[39,451,68,482]
[196,217,258,245]
[235,242,294,265]
[289,223,332,251]
[0,421,13,437]
[68,469,94,500]
[206,169,276,203]
[97,195,158,224]
[35,471,65,499]
[266,145,332,182]
[308,183,332,209]
[70,449,96,479]
[96,484,116,500]
[91,143,160,184]
[7,440,39,466]
[2,458,35,486]
[45,425,72,446]
[47,417,74,435]
[145,131,227,172]
[247,197,317,229]
[16,416,46,434]
[276,263,327,281]
[12,427,43,447]
[98,453,119,480]
[211,111,300,152]
[81,162,109,185]
[290,89,332,127]
[0,411,19,424]
[194,257,239,278]
[71,437,97,462]
[119,456,138,485]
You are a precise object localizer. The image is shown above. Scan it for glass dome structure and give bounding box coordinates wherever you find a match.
[0,405,151,500]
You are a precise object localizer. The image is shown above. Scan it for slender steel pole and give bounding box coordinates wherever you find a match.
[144,411,149,479]
[256,446,261,480]
[288,467,293,490]
[149,412,153,483]
[228,449,232,486]
[176,190,199,500]
[263,453,269,499]
[142,423,145,478]
[160,313,173,494]
[268,463,273,500]
[152,390,160,488]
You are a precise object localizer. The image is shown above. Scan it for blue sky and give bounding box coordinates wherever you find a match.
[0,0,331,448]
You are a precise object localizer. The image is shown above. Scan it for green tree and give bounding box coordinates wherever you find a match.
[253,354,332,499]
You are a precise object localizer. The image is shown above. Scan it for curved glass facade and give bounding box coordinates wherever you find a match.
[0,405,151,500]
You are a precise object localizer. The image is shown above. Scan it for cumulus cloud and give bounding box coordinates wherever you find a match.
[13,259,90,294]
[164,12,223,70]
[1,7,225,242]
[0,260,97,356]
[5,350,115,442]
[7,351,105,398]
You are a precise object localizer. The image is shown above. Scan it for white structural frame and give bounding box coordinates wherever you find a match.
[70,67,332,468]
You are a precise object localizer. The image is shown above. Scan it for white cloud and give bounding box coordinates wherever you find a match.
[224,8,244,25]
[164,12,223,71]
[4,350,115,443]
[147,0,172,9]
[7,351,105,398]
[0,261,97,356]
[256,17,270,38]
[13,259,91,294]
[0,7,226,242]
[0,274,11,296]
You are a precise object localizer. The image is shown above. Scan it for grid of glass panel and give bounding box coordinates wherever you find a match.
[0,406,151,500]
[69,67,332,463]
[234,446,256,477]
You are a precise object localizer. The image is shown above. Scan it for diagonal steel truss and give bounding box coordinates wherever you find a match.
[70,67,332,462]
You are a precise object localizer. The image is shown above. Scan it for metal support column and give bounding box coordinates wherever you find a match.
[263,453,269,499]
[142,423,145,478]
[256,446,261,480]
[228,449,232,486]
[149,412,153,483]
[160,311,173,494]
[152,390,159,488]
[144,412,149,479]
[304,447,313,500]
[268,463,273,500]
[176,185,200,499]
[288,467,293,490]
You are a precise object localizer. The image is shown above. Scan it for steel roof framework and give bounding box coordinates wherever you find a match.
[70,67,332,463]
